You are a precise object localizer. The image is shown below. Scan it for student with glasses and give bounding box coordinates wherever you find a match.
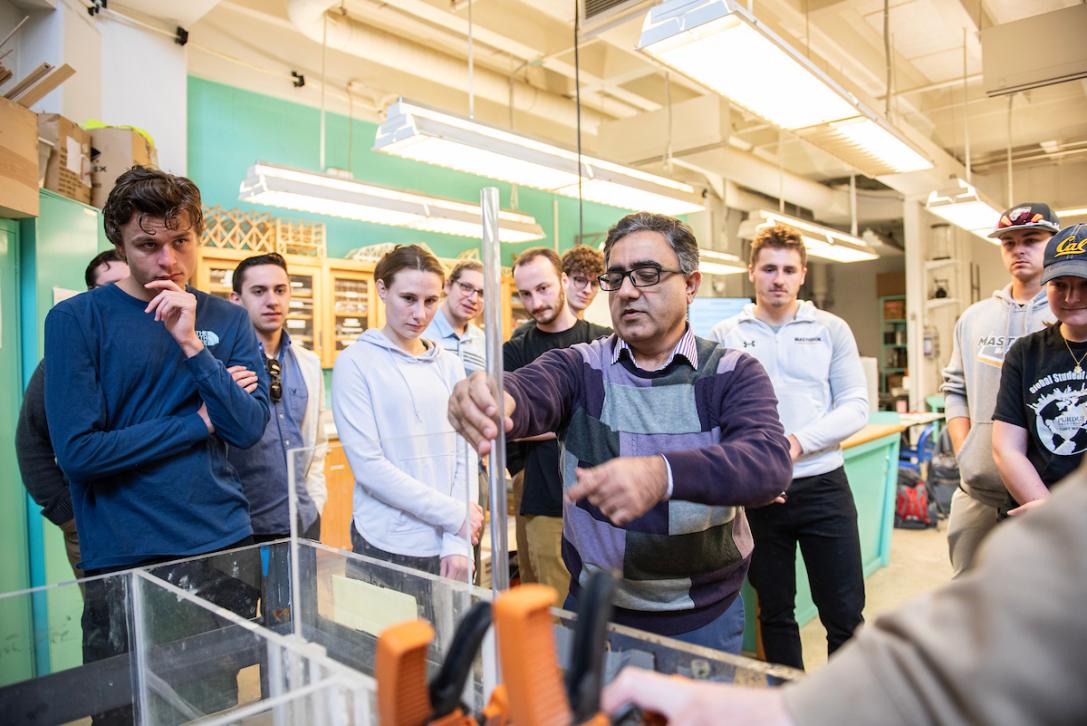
[425,259,487,375]
[450,213,791,651]
[228,253,329,542]
[510,246,608,340]
[562,245,606,320]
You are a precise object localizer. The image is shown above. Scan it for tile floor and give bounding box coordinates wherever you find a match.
[799,522,954,671]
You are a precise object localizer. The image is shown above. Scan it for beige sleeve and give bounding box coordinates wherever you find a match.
[783,464,1087,726]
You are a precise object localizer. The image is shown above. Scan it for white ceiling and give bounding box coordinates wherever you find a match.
[122,0,1087,212]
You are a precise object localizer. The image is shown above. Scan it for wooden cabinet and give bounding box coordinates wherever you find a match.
[197,248,517,363]
[195,249,378,367]
[323,260,382,367]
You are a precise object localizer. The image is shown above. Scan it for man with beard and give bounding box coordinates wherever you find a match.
[504,248,610,601]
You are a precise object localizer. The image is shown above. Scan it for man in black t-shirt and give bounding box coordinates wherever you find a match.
[504,247,610,603]
[994,223,1087,517]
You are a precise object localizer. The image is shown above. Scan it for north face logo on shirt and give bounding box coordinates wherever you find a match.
[196,330,220,347]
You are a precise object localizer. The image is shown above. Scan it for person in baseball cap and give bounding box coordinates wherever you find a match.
[941,202,1060,577]
[992,222,1087,524]
[1040,223,1087,283]
[988,203,1062,239]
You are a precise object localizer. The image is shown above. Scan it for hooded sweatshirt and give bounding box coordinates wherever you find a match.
[942,285,1053,507]
[332,328,477,560]
[711,301,869,479]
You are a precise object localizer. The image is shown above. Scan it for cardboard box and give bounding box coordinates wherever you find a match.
[883,298,906,320]
[876,271,905,297]
[90,127,157,208]
[38,113,92,205]
[0,97,40,218]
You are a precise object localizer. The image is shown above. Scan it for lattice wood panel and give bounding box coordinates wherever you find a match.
[201,206,275,252]
[276,218,326,258]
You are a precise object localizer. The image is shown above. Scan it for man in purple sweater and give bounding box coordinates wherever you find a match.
[450,212,791,653]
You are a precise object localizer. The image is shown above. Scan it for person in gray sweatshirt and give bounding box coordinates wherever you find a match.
[941,202,1060,576]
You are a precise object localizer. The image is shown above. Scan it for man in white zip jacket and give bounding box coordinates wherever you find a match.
[941,203,1059,576]
[228,253,328,540]
[712,223,868,670]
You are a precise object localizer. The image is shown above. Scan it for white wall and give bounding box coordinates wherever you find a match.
[99,15,187,173]
[0,0,186,173]
[2,0,101,120]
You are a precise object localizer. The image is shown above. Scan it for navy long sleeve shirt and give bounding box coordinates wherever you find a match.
[44,284,270,570]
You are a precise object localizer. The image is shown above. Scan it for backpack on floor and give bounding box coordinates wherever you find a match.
[927,429,959,516]
[895,468,937,529]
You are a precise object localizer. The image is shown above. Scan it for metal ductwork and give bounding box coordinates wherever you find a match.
[285,0,606,134]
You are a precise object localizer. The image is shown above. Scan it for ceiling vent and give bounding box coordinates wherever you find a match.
[578,0,655,32]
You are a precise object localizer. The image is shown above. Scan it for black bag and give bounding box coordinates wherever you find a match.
[927,429,959,516]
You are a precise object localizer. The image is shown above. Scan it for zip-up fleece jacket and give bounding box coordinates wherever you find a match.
[332,328,477,560]
[711,301,869,479]
[941,286,1052,507]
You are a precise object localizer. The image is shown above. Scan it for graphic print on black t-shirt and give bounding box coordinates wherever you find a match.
[1025,368,1087,456]
[993,325,1087,489]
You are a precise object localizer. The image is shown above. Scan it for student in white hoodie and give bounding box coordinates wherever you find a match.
[711,223,869,670]
[332,245,483,582]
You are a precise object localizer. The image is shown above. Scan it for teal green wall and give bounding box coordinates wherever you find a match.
[17,190,109,676]
[187,76,631,264]
[0,219,32,685]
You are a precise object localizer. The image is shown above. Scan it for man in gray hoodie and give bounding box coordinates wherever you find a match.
[941,202,1060,576]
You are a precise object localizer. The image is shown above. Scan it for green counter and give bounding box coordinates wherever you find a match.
[741,416,904,655]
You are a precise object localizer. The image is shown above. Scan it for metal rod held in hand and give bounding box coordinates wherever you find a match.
[480,186,510,593]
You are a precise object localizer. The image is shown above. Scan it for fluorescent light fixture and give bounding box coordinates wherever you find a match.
[1057,207,1087,218]
[925,179,1002,242]
[373,99,704,216]
[748,210,879,263]
[699,249,747,275]
[638,0,933,176]
[238,162,545,244]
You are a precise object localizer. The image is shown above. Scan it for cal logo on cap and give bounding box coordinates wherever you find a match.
[1054,233,1087,257]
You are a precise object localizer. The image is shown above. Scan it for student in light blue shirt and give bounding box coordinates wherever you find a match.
[425,259,487,374]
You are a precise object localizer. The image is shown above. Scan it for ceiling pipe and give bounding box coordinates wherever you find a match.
[286,0,607,134]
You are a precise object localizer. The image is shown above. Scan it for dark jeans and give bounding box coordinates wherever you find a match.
[251,514,322,543]
[746,466,865,671]
[81,536,258,725]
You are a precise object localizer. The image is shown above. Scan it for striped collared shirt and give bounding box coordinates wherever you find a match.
[611,325,699,370]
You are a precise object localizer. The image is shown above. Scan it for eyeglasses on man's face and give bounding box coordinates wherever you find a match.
[454,280,484,299]
[598,264,684,292]
[569,274,599,290]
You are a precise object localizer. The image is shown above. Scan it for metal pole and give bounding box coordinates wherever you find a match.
[480,187,509,593]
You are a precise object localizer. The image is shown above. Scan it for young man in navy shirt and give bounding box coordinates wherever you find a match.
[44,167,270,718]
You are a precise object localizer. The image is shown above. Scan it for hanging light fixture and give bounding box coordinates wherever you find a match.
[925,179,1002,242]
[238,162,545,243]
[699,249,747,275]
[744,210,880,263]
[637,0,933,176]
[373,99,705,216]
